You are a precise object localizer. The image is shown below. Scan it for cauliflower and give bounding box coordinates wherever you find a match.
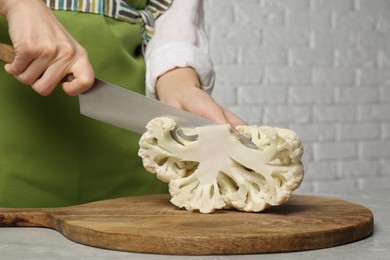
[138,117,304,214]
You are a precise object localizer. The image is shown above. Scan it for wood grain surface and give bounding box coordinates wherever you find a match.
[0,43,15,63]
[0,194,373,255]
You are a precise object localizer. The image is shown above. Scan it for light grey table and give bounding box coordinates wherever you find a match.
[1,190,389,260]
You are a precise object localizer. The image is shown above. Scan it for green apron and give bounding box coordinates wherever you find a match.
[0,2,167,208]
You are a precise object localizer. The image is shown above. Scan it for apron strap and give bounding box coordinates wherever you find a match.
[43,0,173,52]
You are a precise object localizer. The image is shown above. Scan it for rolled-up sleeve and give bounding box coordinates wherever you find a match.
[144,0,215,99]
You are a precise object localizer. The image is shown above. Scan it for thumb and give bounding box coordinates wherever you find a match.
[61,60,94,96]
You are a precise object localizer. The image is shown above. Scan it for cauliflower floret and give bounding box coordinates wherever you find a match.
[138,117,304,213]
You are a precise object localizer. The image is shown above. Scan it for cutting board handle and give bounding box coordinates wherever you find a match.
[0,208,53,228]
[0,43,15,63]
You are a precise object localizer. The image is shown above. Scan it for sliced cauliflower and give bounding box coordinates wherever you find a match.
[138,117,304,213]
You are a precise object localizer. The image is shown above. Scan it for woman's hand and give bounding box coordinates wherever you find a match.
[0,0,94,96]
[156,67,245,128]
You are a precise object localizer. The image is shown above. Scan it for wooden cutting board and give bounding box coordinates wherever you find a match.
[0,194,373,255]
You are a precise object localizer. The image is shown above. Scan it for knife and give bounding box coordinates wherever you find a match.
[0,43,215,134]
[79,78,215,134]
[80,82,259,150]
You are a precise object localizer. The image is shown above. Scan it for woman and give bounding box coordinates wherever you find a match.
[0,0,244,207]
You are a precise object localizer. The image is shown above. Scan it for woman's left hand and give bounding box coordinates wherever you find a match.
[156,67,245,128]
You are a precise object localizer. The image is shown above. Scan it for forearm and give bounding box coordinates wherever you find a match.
[0,0,40,16]
[0,0,13,15]
[156,67,201,103]
[145,0,215,99]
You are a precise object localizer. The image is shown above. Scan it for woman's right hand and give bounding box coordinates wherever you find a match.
[156,67,246,128]
[0,0,94,96]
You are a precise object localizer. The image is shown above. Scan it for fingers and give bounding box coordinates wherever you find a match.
[181,90,246,128]
[62,59,94,96]
[7,47,56,94]
[200,104,246,128]
[5,44,94,96]
[222,108,247,128]
[201,102,230,125]
[5,48,36,77]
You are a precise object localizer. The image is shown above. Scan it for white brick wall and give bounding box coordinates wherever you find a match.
[204,0,390,193]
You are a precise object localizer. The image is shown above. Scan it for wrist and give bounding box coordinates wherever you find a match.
[0,0,12,15]
[0,0,41,16]
[156,67,201,102]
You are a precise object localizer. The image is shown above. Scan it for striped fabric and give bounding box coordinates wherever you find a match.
[44,0,173,52]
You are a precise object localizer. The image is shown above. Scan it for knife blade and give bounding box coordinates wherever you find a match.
[79,79,216,134]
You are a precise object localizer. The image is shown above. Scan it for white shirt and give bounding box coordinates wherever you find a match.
[144,0,215,99]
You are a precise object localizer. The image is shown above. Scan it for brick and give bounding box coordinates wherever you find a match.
[379,49,390,68]
[301,144,313,161]
[314,30,355,48]
[380,159,390,175]
[204,2,234,25]
[289,48,334,67]
[337,87,378,103]
[339,160,380,177]
[214,65,263,84]
[209,44,238,65]
[205,0,254,6]
[358,31,390,48]
[313,142,357,160]
[238,86,287,105]
[264,27,310,47]
[272,122,291,129]
[211,86,237,107]
[289,123,335,141]
[376,14,390,33]
[313,105,355,122]
[382,123,390,139]
[263,0,310,10]
[289,87,334,104]
[358,176,390,191]
[360,69,390,85]
[335,11,376,31]
[293,181,314,194]
[228,106,263,125]
[264,67,312,84]
[240,46,287,65]
[313,68,356,86]
[335,49,377,68]
[338,123,380,140]
[210,24,262,44]
[263,106,311,123]
[303,161,338,180]
[357,0,390,14]
[361,141,390,158]
[313,178,358,193]
[358,104,390,121]
[312,0,354,12]
[235,3,284,26]
[287,10,331,29]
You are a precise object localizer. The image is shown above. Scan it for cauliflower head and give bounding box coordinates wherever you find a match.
[138,117,304,214]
